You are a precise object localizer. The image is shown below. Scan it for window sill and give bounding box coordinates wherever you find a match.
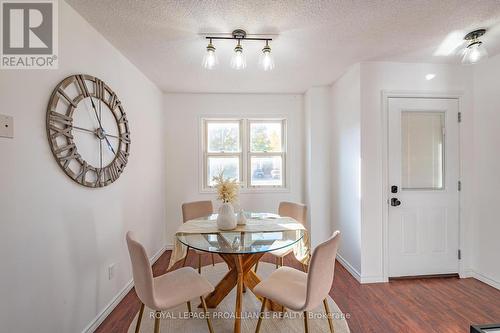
[200,187,290,194]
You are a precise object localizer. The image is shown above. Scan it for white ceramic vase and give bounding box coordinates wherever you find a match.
[217,202,237,230]
[237,209,247,226]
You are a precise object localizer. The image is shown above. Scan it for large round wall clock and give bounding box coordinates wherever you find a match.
[46,74,131,187]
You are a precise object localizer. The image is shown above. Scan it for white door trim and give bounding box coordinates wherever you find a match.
[381,90,464,281]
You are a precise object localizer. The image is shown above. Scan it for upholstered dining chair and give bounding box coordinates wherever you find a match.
[182,200,216,273]
[255,202,308,273]
[253,231,341,333]
[126,232,215,333]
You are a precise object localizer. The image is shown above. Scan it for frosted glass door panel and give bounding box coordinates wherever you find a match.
[401,111,445,190]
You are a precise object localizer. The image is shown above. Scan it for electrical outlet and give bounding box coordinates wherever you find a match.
[108,263,116,280]
[0,114,13,138]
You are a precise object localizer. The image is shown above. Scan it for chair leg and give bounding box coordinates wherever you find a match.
[255,298,267,333]
[187,301,192,317]
[154,311,161,333]
[275,257,279,269]
[303,311,309,333]
[198,254,202,274]
[280,257,284,267]
[200,296,214,333]
[182,246,190,267]
[211,254,215,266]
[280,306,286,318]
[254,261,259,273]
[134,303,145,333]
[323,298,334,333]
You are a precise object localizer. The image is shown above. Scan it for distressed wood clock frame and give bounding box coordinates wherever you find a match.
[46,74,131,187]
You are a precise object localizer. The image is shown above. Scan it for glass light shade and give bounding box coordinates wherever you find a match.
[259,46,275,71]
[202,43,217,69]
[231,44,246,70]
[461,41,488,65]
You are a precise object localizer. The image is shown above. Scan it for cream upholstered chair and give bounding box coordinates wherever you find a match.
[181,201,216,273]
[126,232,215,333]
[254,231,341,333]
[255,202,308,272]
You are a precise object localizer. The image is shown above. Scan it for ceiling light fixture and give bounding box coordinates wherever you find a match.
[231,39,246,70]
[461,29,488,65]
[202,38,217,70]
[202,29,274,71]
[259,40,274,71]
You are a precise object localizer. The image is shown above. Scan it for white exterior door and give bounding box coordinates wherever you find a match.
[388,97,460,277]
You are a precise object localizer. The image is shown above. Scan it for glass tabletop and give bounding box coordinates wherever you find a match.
[197,212,281,221]
[177,213,305,254]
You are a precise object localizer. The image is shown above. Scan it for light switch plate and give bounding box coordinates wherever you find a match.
[0,114,14,138]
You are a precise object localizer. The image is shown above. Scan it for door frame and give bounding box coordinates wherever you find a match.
[381,90,465,281]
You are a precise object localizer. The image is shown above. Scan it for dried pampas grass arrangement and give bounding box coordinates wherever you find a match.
[212,171,239,204]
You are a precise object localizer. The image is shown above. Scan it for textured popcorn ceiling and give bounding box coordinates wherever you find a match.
[66,0,500,93]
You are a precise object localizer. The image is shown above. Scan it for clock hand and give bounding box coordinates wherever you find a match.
[103,132,116,155]
[71,125,119,139]
[89,96,104,129]
[99,138,103,185]
[88,96,116,155]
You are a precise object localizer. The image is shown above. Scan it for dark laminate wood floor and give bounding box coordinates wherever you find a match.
[95,250,500,333]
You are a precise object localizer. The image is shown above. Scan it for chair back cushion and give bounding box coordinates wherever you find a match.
[126,232,156,308]
[182,201,213,222]
[304,231,341,310]
[278,201,307,226]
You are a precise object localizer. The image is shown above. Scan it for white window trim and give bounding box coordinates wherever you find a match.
[200,117,288,193]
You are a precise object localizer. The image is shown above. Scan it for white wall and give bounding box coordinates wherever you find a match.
[0,2,166,332]
[359,62,474,282]
[470,53,500,288]
[330,64,362,276]
[304,87,333,247]
[162,93,304,244]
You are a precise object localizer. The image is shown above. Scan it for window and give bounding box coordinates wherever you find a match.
[202,118,286,190]
[204,120,242,187]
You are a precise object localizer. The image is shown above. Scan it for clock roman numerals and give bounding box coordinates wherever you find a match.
[95,78,105,100]
[120,133,131,144]
[48,111,73,140]
[75,74,90,97]
[117,113,128,125]
[57,88,77,107]
[48,111,72,126]
[49,125,73,139]
[109,92,121,110]
[76,161,90,184]
[106,160,121,182]
[55,144,79,169]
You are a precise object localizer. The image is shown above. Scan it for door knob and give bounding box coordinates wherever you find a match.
[390,198,401,207]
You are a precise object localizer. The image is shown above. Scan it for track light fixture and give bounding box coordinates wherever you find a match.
[461,29,488,65]
[202,29,274,71]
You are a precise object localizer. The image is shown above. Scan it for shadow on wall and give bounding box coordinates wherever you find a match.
[62,205,98,330]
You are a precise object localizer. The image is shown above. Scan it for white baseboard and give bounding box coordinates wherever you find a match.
[336,254,387,284]
[336,254,361,283]
[360,275,387,284]
[82,245,168,333]
[462,269,500,290]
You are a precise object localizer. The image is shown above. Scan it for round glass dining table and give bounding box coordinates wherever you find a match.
[177,213,305,255]
[176,212,305,333]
